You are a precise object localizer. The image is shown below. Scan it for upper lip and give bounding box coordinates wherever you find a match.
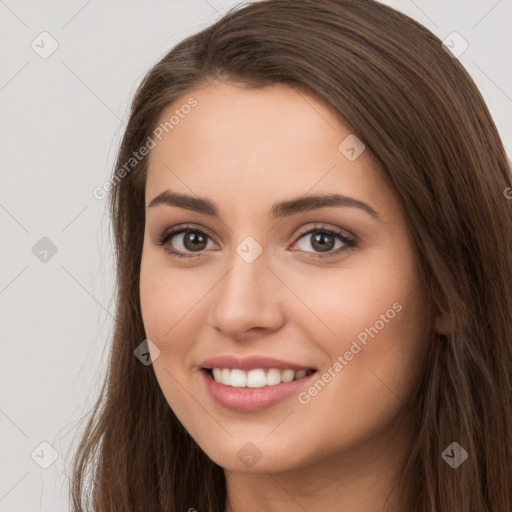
[199,354,316,372]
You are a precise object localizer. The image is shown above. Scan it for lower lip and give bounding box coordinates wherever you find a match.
[200,369,317,412]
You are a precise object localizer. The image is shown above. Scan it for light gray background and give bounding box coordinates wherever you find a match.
[1,1,511,510]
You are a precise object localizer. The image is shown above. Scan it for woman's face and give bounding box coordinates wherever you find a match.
[140,82,432,473]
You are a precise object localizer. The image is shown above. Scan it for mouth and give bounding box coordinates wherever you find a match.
[200,366,319,412]
[201,367,318,388]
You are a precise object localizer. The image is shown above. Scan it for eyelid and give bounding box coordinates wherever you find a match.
[153,223,216,245]
[292,222,355,241]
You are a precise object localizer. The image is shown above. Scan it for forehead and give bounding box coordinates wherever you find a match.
[145,82,397,220]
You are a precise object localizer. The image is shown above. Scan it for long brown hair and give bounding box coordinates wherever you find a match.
[69,1,512,510]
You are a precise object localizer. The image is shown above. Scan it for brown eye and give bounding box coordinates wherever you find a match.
[180,231,208,252]
[309,232,336,252]
[292,225,357,259]
[155,226,216,259]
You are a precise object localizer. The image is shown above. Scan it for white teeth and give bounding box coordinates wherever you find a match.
[281,369,295,382]
[209,367,312,387]
[295,369,307,379]
[247,369,266,388]
[212,368,222,382]
[230,369,247,387]
[266,368,282,386]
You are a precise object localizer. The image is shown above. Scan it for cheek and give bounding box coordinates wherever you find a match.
[139,257,199,411]
[287,251,411,340]
[140,252,184,350]
[322,294,429,447]
[139,253,212,363]
[290,245,429,390]
[139,254,167,338]
[350,273,428,403]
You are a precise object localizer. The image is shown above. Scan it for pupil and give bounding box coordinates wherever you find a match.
[312,233,333,252]
[184,232,206,251]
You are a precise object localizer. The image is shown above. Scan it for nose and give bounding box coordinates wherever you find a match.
[207,251,286,340]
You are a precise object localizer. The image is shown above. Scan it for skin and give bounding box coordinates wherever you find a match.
[139,82,439,512]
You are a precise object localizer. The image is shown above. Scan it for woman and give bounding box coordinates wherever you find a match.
[70,1,512,511]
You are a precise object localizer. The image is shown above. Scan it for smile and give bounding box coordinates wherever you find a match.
[200,367,318,412]
[208,367,315,387]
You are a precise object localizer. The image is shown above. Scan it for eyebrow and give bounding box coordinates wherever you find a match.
[148,190,383,223]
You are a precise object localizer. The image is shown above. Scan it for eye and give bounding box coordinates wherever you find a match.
[153,225,216,259]
[153,223,357,260]
[290,224,356,259]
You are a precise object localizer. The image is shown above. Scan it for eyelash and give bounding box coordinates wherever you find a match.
[153,223,357,260]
